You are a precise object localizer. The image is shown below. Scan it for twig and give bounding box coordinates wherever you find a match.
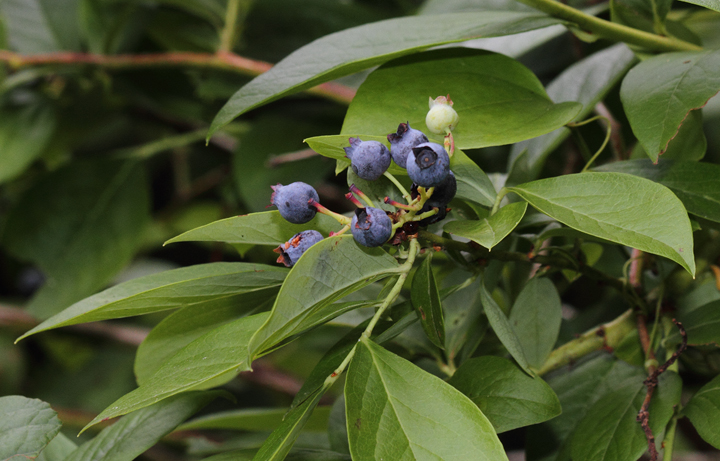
[637,319,687,461]
[0,50,356,105]
[594,102,626,160]
[266,148,318,168]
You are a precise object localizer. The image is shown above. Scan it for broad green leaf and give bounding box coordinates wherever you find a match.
[667,299,720,345]
[444,202,527,250]
[635,110,707,161]
[0,0,81,52]
[165,211,343,246]
[204,449,350,461]
[134,289,278,385]
[509,277,562,368]
[620,49,720,161]
[252,389,327,461]
[18,263,286,341]
[37,433,78,461]
[679,0,720,11]
[684,373,720,448]
[595,159,720,223]
[443,278,485,362]
[84,313,268,430]
[179,406,331,432]
[452,149,497,208]
[481,283,532,374]
[341,49,581,150]
[2,160,150,319]
[345,337,508,461]
[570,371,681,461]
[328,397,350,455]
[0,396,61,460]
[507,44,635,185]
[508,172,695,276]
[71,391,221,459]
[0,103,55,184]
[208,12,566,136]
[305,135,407,177]
[449,356,561,433]
[248,236,400,358]
[411,253,445,349]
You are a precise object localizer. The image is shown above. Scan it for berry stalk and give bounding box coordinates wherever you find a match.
[308,199,351,225]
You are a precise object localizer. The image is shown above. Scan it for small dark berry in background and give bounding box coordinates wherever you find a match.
[418,204,448,226]
[387,122,428,169]
[271,182,319,224]
[274,230,324,267]
[344,137,391,181]
[351,206,393,247]
[412,170,456,208]
[407,142,450,187]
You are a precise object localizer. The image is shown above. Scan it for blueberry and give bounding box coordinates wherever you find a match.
[387,122,428,169]
[274,230,324,267]
[344,137,391,181]
[412,170,456,207]
[271,182,319,224]
[406,142,450,187]
[351,207,392,247]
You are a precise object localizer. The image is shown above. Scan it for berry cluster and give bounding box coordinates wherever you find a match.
[271,98,459,267]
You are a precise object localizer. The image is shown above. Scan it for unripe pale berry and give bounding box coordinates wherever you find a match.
[426,95,459,135]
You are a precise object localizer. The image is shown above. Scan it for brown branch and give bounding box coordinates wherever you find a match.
[637,319,687,461]
[266,148,319,168]
[594,102,626,160]
[0,50,356,105]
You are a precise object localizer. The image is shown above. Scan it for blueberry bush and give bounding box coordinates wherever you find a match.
[2,0,720,460]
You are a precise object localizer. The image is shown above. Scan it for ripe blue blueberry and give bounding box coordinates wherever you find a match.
[271,182,319,224]
[344,137,391,181]
[406,142,450,187]
[351,207,392,247]
[387,122,428,169]
[274,230,324,267]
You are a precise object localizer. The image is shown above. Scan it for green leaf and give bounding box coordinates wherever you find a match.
[0,396,61,460]
[345,337,508,461]
[208,12,565,136]
[70,391,221,459]
[347,168,408,213]
[411,253,446,349]
[444,202,527,250]
[165,211,343,247]
[509,277,562,368]
[684,373,720,449]
[620,48,720,161]
[595,159,720,223]
[678,0,720,11]
[451,149,497,208]
[570,371,681,461]
[508,172,695,276]
[341,49,581,150]
[252,389,328,461]
[637,110,707,162]
[0,103,56,184]
[667,299,720,345]
[2,160,150,319]
[443,278,485,363]
[248,236,400,358]
[449,356,561,433]
[18,263,286,341]
[134,289,278,385]
[179,406,331,432]
[480,283,533,374]
[37,433,78,461]
[0,0,81,52]
[507,44,635,185]
[84,313,268,430]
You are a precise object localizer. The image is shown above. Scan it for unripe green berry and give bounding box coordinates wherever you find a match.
[426,95,459,135]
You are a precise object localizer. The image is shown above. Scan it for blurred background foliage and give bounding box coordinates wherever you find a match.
[1,0,720,459]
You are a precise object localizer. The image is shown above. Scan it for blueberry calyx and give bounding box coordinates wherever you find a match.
[274,230,324,267]
[414,146,437,169]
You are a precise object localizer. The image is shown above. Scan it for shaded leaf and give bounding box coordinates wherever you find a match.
[70,391,221,460]
[411,253,445,349]
[444,202,527,250]
[342,49,581,150]
[595,159,720,223]
[0,103,55,184]
[678,0,720,11]
[509,277,562,368]
[37,433,78,461]
[620,49,720,161]
[0,396,61,460]
[509,172,695,275]
[452,149,497,208]
[480,283,533,374]
[19,263,286,341]
[345,337,508,461]
[84,314,268,430]
[0,0,81,52]
[209,12,566,136]
[684,373,720,449]
[667,299,720,345]
[449,356,561,433]
[180,406,331,432]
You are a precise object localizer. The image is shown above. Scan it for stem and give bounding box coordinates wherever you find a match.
[663,415,678,461]
[536,309,635,375]
[219,0,242,52]
[383,171,411,201]
[515,0,702,51]
[444,132,455,157]
[580,116,612,172]
[491,188,510,215]
[349,184,376,208]
[308,199,351,225]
